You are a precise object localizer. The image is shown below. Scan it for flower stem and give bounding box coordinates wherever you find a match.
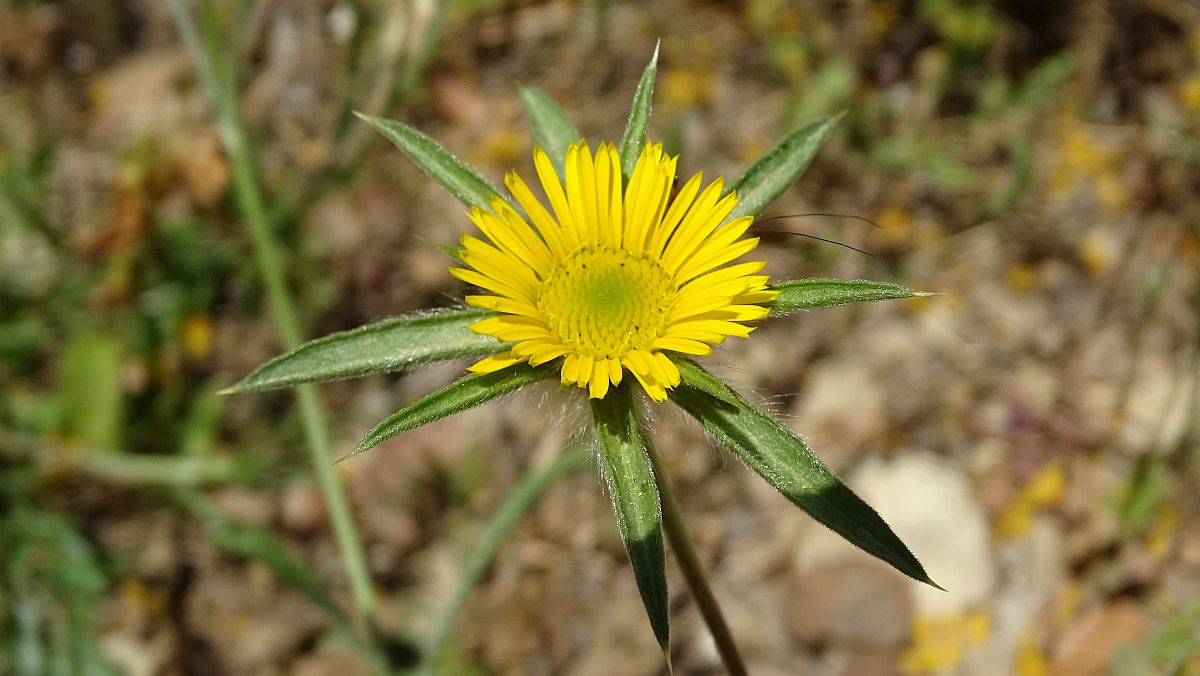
[644,441,747,676]
[167,0,376,622]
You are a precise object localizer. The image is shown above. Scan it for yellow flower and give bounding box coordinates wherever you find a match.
[453,140,777,401]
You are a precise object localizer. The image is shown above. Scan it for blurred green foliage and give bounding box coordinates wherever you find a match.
[0,467,117,675]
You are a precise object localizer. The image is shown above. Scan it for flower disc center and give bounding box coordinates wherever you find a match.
[537,246,674,359]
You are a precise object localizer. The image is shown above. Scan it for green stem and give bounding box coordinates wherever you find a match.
[645,441,747,676]
[420,442,589,674]
[167,0,376,621]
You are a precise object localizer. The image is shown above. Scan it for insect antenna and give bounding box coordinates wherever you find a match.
[754,212,882,258]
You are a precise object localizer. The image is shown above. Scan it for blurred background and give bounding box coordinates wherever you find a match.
[2,1,1198,674]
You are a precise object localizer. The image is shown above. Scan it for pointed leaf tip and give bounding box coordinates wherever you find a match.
[619,43,662,179]
[767,278,935,317]
[227,308,509,393]
[669,362,934,586]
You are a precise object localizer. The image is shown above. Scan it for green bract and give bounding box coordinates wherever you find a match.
[227,45,936,663]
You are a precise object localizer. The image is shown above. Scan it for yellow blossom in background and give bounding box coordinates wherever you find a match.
[479,128,524,168]
[1079,229,1119,278]
[1179,76,1200,111]
[1004,263,1039,294]
[900,611,991,673]
[180,313,214,361]
[1147,504,1180,561]
[1014,631,1051,676]
[662,36,717,109]
[996,463,1066,538]
[1055,582,1084,629]
[662,67,717,109]
[1048,117,1129,211]
[877,207,913,248]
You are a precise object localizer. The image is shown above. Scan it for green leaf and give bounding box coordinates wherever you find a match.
[724,113,842,220]
[2,505,117,675]
[347,363,551,459]
[519,88,581,178]
[355,112,513,211]
[618,41,660,179]
[669,360,938,588]
[768,278,936,316]
[222,308,508,394]
[590,384,669,655]
[59,330,123,451]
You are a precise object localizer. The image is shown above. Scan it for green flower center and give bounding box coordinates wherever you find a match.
[537,246,674,358]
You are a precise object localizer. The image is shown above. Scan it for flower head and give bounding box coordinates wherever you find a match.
[453,140,777,401]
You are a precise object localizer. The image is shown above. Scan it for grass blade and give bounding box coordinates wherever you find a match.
[347,363,551,459]
[725,114,842,220]
[618,41,660,179]
[590,384,670,657]
[223,308,508,394]
[669,359,938,588]
[168,0,377,621]
[519,87,582,177]
[768,278,936,317]
[356,113,513,210]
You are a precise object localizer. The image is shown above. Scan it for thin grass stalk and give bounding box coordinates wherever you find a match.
[166,0,376,621]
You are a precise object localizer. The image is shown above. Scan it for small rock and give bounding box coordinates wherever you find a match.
[280,481,326,533]
[290,648,371,676]
[788,358,885,467]
[786,560,913,649]
[212,486,276,527]
[1118,351,1191,454]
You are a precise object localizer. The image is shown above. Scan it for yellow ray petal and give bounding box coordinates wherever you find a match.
[565,142,597,243]
[589,360,610,399]
[450,267,535,305]
[575,354,594,387]
[627,365,668,401]
[468,350,524,374]
[651,336,714,356]
[533,146,580,249]
[465,295,541,319]
[607,358,623,385]
[505,170,569,258]
[647,171,705,256]
[662,188,739,274]
[561,353,581,384]
[666,319,753,339]
[530,344,569,366]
